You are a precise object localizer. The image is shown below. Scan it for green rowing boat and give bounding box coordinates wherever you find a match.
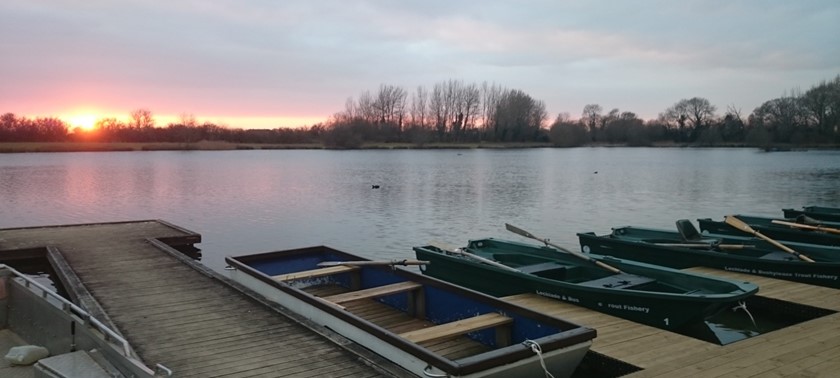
[783,206,840,223]
[698,214,840,246]
[413,238,757,331]
[577,225,840,289]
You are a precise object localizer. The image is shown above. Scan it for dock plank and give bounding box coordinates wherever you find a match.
[505,272,840,378]
[621,267,840,377]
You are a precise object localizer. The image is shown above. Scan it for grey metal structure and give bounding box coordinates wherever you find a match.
[0,264,160,378]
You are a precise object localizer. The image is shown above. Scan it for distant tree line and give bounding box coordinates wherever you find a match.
[0,110,322,145]
[2,75,838,147]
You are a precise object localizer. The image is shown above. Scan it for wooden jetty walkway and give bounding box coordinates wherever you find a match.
[4,220,840,377]
[0,221,402,377]
[506,266,840,377]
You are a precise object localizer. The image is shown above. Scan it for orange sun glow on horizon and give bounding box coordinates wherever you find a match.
[65,114,99,131]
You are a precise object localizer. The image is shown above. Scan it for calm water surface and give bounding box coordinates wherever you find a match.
[2,148,839,271]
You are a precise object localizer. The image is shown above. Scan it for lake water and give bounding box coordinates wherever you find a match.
[2,148,839,273]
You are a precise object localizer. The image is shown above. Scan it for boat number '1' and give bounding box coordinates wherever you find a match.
[664,318,669,326]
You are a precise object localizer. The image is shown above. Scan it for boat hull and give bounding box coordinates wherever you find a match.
[578,231,840,289]
[698,216,840,246]
[414,239,757,331]
[783,207,840,223]
[226,246,595,378]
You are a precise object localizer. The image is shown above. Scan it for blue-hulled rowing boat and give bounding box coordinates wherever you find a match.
[225,246,596,378]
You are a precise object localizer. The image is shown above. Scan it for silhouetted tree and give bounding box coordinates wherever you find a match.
[549,113,588,147]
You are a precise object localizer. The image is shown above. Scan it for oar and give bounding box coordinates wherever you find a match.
[505,223,623,274]
[430,242,521,272]
[724,215,815,262]
[771,220,840,235]
[652,243,754,250]
[317,259,429,267]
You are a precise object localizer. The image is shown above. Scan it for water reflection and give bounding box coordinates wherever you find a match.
[1,148,839,271]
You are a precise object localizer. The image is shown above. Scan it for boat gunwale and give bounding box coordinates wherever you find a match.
[581,231,840,266]
[697,217,840,245]
[462,238,758,300]
[783,208,840,222]
[577,231,840,288]
[225,245,597,376]
[608,225,840,256]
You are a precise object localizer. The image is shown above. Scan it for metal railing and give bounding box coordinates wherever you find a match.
[0,264,132,356]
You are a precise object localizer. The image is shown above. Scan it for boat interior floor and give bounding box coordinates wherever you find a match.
[303,284,492,360]
[578,273,657,289]
[0,329,118,378]
[0,329,32,378]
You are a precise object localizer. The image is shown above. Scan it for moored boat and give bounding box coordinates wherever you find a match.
[413,237,758,331]
[783,206,840,223]
[225,246,596,378]
[0,264,159,378]
[697,214,840,246]
[578,225,840,289]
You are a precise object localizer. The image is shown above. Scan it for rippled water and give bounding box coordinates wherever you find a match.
[2,148,839,271]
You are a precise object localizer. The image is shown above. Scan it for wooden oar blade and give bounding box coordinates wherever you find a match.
[724,216,814,263]
[505,223,536,239]
[724,215,755,234]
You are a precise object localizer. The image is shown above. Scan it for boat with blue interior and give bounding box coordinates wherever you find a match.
[225,246,596,378]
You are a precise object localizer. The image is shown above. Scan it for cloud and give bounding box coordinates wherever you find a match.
[1,0,838,124]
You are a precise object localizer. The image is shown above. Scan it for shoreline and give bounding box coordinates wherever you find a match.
[1,141,835,153]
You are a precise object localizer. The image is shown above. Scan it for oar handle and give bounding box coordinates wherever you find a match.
[505,223,623,274]
[593,260,622,274]
[772,220,840,235]
[652,243,751,249]
[430,242,520,272]
[317,260,429,267]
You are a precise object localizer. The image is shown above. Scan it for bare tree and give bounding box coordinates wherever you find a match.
[373,84,407,125]
[661,97,716,141]
[749,93,806,142]
[549,112,589,147]
[581,104,603,133]
[409,86,428,128]
[129,108,155,129]
[663,97,717,129]
[801,79,837,137]
[492,89,546,142]
[480,81,504,132]
[356,91,377,122]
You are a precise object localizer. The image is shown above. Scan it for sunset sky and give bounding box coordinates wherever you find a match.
[2,1,839,129]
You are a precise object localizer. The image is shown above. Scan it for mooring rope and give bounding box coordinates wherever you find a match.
[523,339,555,378]
[732,300,757,328]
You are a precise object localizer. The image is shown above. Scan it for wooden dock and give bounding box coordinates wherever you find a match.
[505,266,840,377]
[0,221,402,377]
[4,220,840,377]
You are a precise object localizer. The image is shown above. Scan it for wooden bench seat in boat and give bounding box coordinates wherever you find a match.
[323,282,423,304]
[398,313,513,346]
[578,273,656,289]
[272,265,360,282]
